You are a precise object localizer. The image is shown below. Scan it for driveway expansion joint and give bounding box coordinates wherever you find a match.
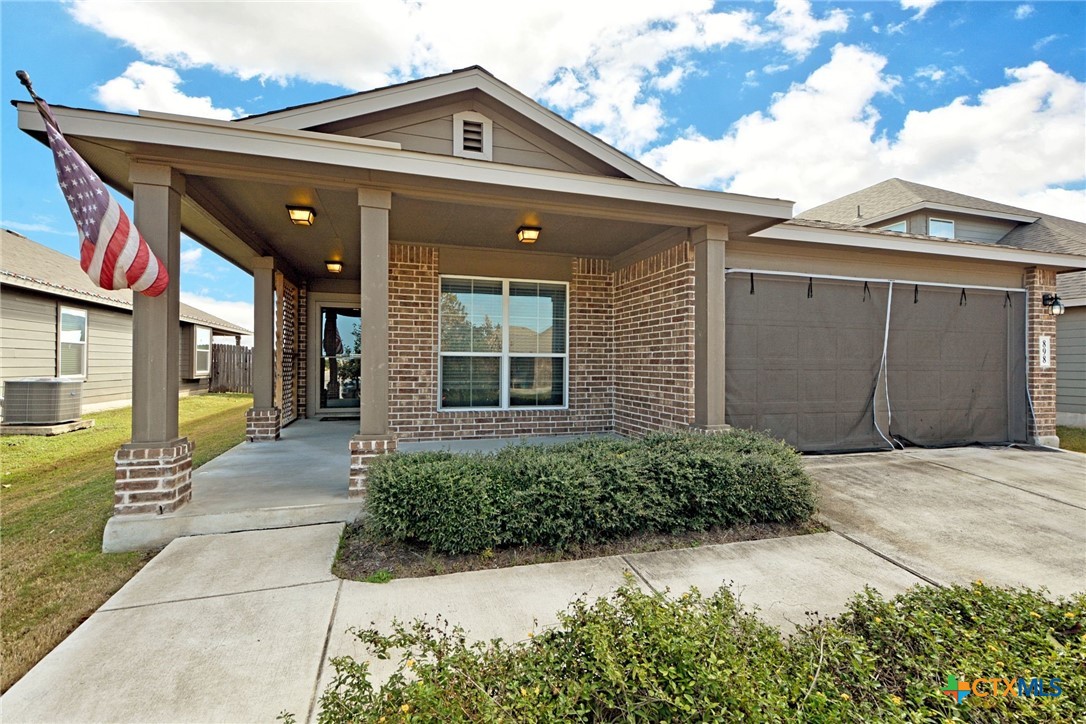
[826,531,943,588]
[308,579,343,723]
[924,459,1086,511]
[619,555,659,594]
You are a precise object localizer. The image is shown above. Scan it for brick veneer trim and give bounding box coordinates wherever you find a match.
[114,437,194,515]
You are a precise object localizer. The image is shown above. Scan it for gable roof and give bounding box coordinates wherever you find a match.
[797,178,1086,256]
[0,230,250,335]
[237,65,673,185]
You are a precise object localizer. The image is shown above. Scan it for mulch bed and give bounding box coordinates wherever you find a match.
[332,520,827,582]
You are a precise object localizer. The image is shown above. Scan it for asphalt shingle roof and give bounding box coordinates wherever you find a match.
[798,178,1086,257]
[0,229,250,335]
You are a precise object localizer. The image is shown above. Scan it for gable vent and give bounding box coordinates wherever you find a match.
[461,120,484,153]
[452,111,493,161]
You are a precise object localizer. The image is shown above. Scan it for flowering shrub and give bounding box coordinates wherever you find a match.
[367,429,815,555]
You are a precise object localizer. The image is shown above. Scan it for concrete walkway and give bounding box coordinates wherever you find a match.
[2,525,922,723]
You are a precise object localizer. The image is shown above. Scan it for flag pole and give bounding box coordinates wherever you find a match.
[15,70,60,131]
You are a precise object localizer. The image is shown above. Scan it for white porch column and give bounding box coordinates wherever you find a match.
[247,256,281,441]
[692,224,729,431]
[114,163,193,515]
[349,188,395,498]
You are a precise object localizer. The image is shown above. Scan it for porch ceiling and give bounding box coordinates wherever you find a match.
[190,174,671,280]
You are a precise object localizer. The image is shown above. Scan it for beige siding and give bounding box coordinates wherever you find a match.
[1057,306,1086,416]
[83,305,134,407]
[180,323,193,379]
[867,213,1017,244]
[0,288,57,381]
[729,238,1027,289]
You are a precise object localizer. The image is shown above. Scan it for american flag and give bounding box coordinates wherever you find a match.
[19,72,168,297]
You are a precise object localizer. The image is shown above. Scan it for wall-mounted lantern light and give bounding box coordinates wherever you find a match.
[517,225,541,244]
[1042,293,1065,316]
[325,260,343,274]
[287,205,316,226]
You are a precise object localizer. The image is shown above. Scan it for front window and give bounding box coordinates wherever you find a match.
[929,218,955,238]
[194,327,212,376]
[58,307,87,377]
[439,276,567,409]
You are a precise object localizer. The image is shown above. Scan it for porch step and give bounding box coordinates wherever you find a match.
[102,501,364,553]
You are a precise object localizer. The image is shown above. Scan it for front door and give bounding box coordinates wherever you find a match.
[319,306,361,412]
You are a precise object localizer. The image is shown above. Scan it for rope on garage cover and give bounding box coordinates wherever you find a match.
[874,280,902,450]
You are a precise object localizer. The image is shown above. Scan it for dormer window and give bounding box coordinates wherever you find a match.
[453,111,493,161]
[928,218,955,239]
[880,221,907,233]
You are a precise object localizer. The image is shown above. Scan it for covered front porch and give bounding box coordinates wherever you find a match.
[102,418,615,552]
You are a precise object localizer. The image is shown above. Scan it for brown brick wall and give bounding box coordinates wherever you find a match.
[246,407,282,442]
[279,276,299,426]
[1026,267,1058,441]
[387,244,615,441]
[613,242,696,436]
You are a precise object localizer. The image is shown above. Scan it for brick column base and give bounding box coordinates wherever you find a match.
[114,437,194,515]
[349,435,396,499]
[688,424,732,434]
[246,407,282,442]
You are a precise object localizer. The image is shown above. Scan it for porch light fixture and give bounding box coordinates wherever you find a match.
[325,260,343,274]
[517,225,541,244]
[286,205,316,226]
[1042,293,1066,316]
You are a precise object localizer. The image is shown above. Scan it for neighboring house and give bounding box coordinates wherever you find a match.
[12,66,1084,519]
[1056,270,1086,427]
[0,229,250,415]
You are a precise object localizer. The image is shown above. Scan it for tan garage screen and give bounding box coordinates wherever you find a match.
[725,273,1027,452]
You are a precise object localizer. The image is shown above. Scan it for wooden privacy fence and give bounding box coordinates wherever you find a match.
[210,344,253,393]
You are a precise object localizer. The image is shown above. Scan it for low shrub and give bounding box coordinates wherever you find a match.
[366,429,815,554]
[306,581,1086,722]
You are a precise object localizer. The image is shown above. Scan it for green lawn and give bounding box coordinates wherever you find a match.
[1057,426,1086,454]
[0,393,253,693]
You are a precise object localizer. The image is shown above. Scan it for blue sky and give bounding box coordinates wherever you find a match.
[2,0,1084,331]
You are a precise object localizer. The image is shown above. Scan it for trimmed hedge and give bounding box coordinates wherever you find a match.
[367,429,815,554]
[306,582,1086,722]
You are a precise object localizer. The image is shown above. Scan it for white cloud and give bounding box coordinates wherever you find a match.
[1033,34,1062,51]
[2,219,74,236]
[1014,4,1035,20]
[180,291,254,342]
[901,0,939,20]
[914,65,946,83]
[763,63,790,74]
[96,62,240,119]
[765,0,849,60]
[68,1,852,154]
[641,48,1086,221]
[179,246,203,272]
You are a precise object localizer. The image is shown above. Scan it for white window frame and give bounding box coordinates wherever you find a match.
[928,217,955,239]
[438,274,569,411]
[879,221,907,233]
[57,306,87,379]
[193,326,212,377]
[452,111,493,161]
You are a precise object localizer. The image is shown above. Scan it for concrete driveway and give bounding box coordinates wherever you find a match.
[805,446,1086,597]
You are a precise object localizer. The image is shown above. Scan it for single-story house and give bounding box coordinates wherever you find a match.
[0,229,250,416]
[1056,270,1086,427]
[12,66,1084,518]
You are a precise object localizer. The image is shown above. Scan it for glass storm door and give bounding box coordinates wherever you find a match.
[320,307,361,410]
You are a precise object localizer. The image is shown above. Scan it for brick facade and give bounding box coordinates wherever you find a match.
[1026,266,1059,445]
[113,438,194,515]
[387,244,618,441]
[613,242,696,436]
